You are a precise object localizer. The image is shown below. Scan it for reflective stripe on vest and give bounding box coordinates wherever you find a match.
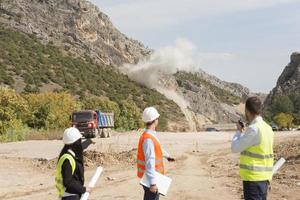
[55,154,76,199]
[239,120,274,181]
[241,151,274,159]
[137,132,165,178]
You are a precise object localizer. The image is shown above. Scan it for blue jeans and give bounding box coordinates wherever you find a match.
[243,181,269,200]
[143,186,160,200]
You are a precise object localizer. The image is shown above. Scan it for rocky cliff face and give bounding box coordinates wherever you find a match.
[265,52,300,106]
[0,0,150,66]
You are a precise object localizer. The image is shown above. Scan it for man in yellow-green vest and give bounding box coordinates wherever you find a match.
[231,96,274,200]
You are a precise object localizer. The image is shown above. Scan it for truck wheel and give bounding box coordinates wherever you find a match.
[91,131,96,138]
[100,130,106,138]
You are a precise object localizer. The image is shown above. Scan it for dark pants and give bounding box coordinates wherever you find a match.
[143,186,160,200]
[62,195,80,200]
[243,181,269,200]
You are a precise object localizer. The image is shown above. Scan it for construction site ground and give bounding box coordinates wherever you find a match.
[0,131,299,200]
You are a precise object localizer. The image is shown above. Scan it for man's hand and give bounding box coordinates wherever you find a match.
[91,139,96,145]
[236,122,244,132]
[86,187,93,193]
[167,157,176,162]
[149,184,158,194]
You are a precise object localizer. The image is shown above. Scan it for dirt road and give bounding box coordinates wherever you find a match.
[0,131,299,200]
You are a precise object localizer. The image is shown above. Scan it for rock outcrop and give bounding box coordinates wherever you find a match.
[265,52,300,106]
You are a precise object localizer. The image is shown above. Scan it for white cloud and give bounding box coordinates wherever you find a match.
[91,0,300,31]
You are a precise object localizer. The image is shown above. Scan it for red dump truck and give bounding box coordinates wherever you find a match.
[71,110,114,138]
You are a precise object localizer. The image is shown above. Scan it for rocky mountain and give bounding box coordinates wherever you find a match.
[265,52,300,106]
[0,0,150,66]
[0,0,188,132]
[0,0,251,131]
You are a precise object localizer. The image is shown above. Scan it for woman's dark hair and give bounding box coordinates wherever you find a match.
[146,119,157,127]
[245,96,262,115]
[58,138,83,163]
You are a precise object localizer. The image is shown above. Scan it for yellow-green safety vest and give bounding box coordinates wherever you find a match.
[239,120,274,181]
[55,153,76,199]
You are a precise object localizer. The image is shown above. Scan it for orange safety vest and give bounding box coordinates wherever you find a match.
[137,132,165,178]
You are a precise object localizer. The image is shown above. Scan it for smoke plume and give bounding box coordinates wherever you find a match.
[122,38,200,88]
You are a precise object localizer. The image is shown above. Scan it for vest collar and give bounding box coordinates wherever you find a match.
[145,129,160,142]
[250,116,263,125]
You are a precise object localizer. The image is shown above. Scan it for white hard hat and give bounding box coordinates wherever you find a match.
[142,107,160,123]
[63,127,82,145]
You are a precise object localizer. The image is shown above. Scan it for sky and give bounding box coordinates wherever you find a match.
[90,0,300,93]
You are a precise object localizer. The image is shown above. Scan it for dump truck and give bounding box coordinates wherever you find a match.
[71,110,114,138]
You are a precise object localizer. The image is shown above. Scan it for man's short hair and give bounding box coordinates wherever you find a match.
[245,96,262,115]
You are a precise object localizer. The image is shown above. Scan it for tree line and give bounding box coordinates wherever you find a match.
[264,94,300,129]
[0,87,146,142]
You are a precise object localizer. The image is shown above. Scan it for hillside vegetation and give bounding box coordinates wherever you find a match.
[0,26,185,139]
[264,94,300,129]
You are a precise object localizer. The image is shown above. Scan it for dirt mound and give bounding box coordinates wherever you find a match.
[33,149,137,170]
[84,149,137,168]
[273,139,300,187]
[274,139,300,161]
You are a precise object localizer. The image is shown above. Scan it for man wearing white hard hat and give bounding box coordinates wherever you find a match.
[55,127,95,200]
[137,107,175,200]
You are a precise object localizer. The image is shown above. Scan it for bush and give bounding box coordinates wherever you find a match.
[0,87,28,135]
[23,92,80,129]
[273,113,294,129]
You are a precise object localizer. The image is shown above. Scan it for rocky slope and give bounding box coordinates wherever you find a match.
[158,71,250,130]
[0,0,150,66]
[265,52,300,106]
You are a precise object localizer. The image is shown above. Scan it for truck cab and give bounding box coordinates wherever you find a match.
[72,110,98,138]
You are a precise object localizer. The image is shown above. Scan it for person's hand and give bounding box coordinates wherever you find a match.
[167,157,176,162]
[86,187,93,193]
[236,122,244,132]
[149,184,158,193]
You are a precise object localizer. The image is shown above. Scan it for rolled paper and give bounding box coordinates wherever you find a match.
[272,157,286,175]
[80,166,103,200]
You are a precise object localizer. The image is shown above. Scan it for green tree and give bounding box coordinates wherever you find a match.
[273,113,294,129]
[270,96,294,116]
[118,100,143,130]
[289,93,300,113]
[293,112,300,126]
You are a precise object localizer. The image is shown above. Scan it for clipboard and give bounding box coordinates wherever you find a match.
[140,172,172,196]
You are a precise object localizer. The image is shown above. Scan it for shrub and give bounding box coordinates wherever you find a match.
[0,87,28,135]
[273,113,294,129]
[23,92,80,129]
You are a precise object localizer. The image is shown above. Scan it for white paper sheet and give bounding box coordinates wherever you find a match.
[140,172,172,196]
[80,166,103,200]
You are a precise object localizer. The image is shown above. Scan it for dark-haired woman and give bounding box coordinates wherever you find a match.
[55,127,94,200]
